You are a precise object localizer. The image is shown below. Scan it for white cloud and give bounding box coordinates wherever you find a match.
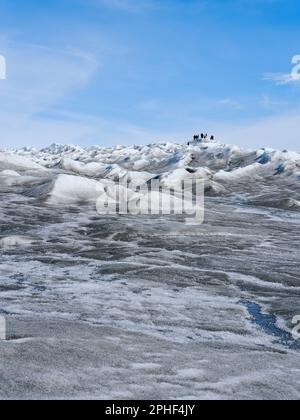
[260,94,287,110]
[263,72,300,86]
[218,98,243,110]
[0,35,177,149]
[0,40,99,112]
[0,38,100,148]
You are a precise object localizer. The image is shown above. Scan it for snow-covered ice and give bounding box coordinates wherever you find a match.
[0,140,299,400]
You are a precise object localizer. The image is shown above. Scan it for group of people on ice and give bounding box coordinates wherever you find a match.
[187,133,215,145]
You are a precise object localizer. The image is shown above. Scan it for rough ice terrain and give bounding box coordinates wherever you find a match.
[0,140,299,400]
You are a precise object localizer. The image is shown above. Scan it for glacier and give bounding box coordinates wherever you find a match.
[0,139,299,400]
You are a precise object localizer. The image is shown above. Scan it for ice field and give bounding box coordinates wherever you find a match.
[0,140,299,399]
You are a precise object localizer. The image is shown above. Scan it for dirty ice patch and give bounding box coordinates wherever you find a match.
[0,236,34,248]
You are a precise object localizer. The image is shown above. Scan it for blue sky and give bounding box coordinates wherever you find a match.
[0,0,300,150]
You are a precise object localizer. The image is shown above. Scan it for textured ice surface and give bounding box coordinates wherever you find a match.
[0,141,299,400]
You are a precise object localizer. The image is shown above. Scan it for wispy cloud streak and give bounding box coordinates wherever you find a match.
[263,72,300,86]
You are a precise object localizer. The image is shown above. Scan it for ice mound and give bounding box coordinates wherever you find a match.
[0,152,46,172]
[160,168,212,190]
[49,174,200,218]
[60,158,109,177]
[214,163,266,182]
[248,197,300,211]
[49,174,101,204]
